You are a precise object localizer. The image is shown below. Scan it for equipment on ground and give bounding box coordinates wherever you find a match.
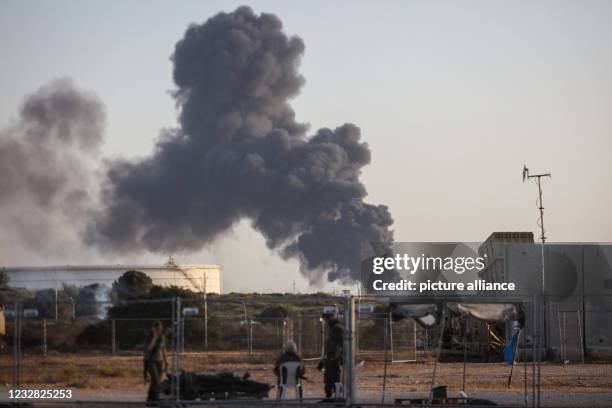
[162,370,272,400]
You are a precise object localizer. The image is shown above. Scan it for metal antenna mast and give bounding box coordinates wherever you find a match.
[523,165,551,290]
[523,164,551,408]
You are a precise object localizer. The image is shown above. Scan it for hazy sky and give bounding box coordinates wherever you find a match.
[1,1,612,292]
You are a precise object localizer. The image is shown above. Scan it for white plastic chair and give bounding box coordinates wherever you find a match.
[277,361,303,400]
[334,382,343,398]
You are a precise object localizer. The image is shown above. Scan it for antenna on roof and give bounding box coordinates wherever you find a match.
[522,164,551,404]
[166,256,177,268]
[522,164,551,280]
[521,164,551,244]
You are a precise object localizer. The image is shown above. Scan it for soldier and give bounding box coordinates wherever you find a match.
[144,320,168,405]
[273,340,305,382]
[319,307,344,398]
[273,340,306,399]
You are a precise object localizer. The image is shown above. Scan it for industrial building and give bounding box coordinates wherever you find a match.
[0,262,222,294]
[478,232,612,360]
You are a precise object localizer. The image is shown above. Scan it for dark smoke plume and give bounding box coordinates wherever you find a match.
[0,79,104,264]
[91,6,393,282]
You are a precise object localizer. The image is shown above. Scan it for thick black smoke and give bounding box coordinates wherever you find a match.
[0,79,105,263]
[91,6,393,282]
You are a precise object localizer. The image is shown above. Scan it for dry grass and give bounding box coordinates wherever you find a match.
[0,354,143,390]
[0,351,611,396]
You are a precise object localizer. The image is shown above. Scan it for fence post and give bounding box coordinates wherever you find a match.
[429,306,448,403]
[248,321,253,355]
[13,300,21,387]
[320,317,325,358]
[389,311,394,362]
[181,317,185,354]
[170,299,176,400]
[355,309,359,353]
[413,318,418,361]
[532,294,537,408]
[170,297,182,403]
[174,297,182,403]
[298,311,303,353]
[111,319,116,355]
[556,308,562,362]
[43,319,47,357]
[576,297,585,364]
[383,317,388,361]
[343,295,356,406]
[275,319,280,347]
[524,315,528,407]
[204,288,208,351]
[17,300,21,385]
[462,317,468,391]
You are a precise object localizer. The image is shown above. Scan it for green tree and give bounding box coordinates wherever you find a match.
[257,304,292,319]
[31,289,73,319]
[62,283,80,299]
[111,270,153,301]
[0,270,9,289]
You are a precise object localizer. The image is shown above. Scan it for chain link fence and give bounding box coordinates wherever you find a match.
[1,295,612,406]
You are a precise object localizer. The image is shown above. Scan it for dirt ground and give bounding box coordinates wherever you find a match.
[0,351,611,406]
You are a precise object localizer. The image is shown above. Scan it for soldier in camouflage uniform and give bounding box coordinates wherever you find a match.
[320,308,344,398]
[144,321,168,405]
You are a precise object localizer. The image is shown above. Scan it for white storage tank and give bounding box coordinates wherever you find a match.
[0,263,222,294]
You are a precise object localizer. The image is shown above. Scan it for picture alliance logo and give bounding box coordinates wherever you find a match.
[371,253,488,275]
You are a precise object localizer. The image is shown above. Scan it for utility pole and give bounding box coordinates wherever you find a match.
[54,286,58,322]
[202,272,208,350]
[68,296,75,320]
